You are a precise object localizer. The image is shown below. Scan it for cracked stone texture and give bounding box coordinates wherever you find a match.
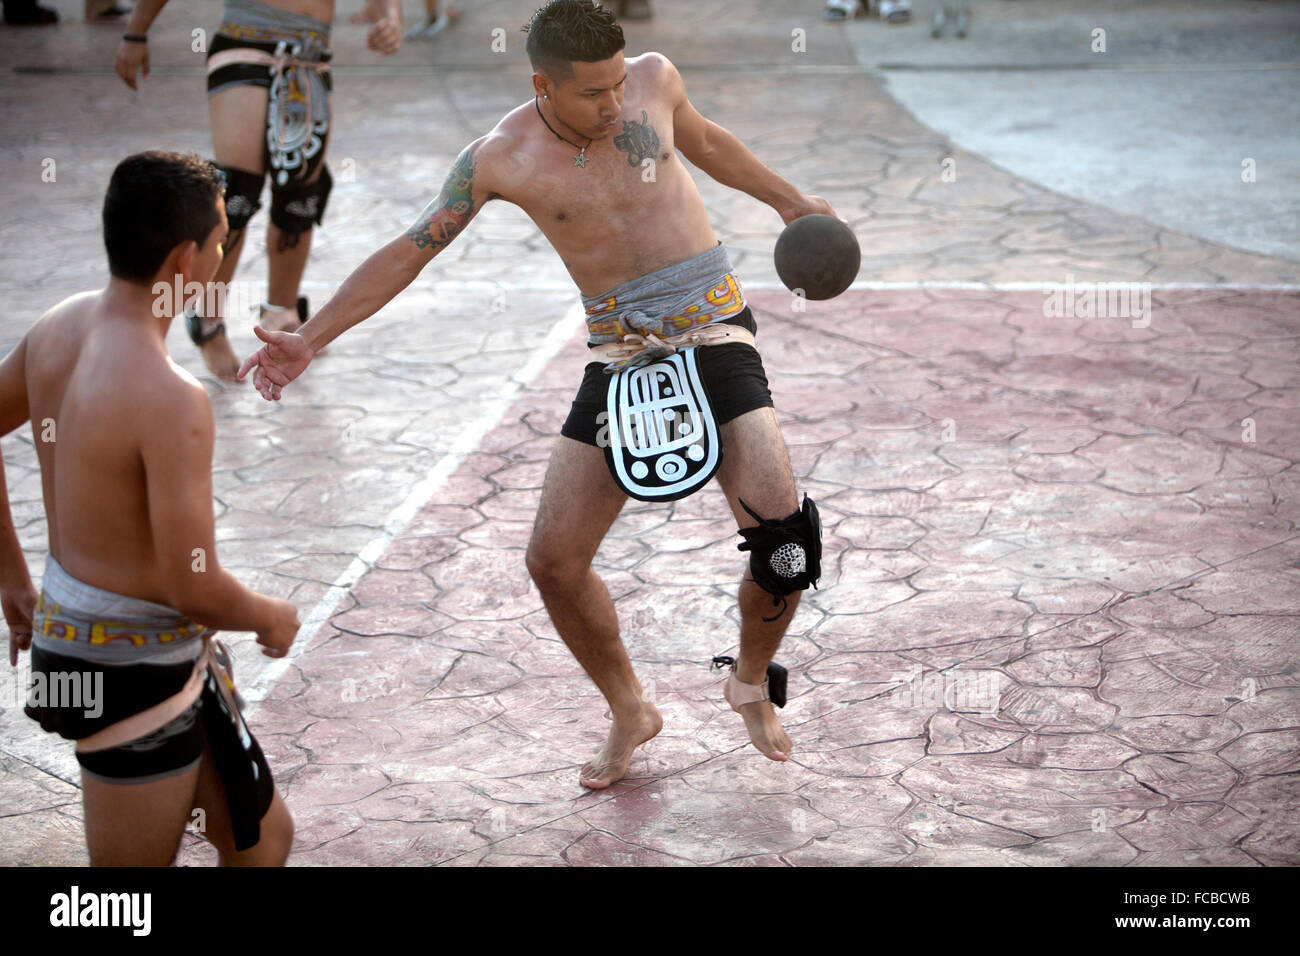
[2,1,1298,865]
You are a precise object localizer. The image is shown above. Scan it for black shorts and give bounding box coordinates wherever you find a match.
[26,643,275,850]
[561,308,774,447]
[26,644,205,782]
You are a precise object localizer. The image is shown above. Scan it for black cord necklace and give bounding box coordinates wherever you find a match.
[535,96,592,168]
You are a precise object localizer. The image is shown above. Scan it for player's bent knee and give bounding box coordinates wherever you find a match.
[218,165,265,232]
[269,164,332,235]
[525,544,590,593]
[736,493,823,622]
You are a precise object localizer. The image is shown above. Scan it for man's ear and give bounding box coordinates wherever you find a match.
[175,239,200,286]
[531,73,549,99]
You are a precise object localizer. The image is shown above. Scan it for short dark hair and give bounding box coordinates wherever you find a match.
[524,0,624,81]
[102,151,225,283]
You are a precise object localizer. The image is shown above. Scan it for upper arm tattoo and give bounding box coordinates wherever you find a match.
[405,146,478,252]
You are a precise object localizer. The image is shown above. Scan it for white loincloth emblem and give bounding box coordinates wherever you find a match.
[266,43,328,188]
[603,349,722,501]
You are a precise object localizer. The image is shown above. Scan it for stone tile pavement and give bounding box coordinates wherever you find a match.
[0,0,1296,865]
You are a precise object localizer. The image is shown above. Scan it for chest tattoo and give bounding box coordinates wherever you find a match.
[613,110,661,167]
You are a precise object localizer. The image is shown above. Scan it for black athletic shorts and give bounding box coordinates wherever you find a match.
[26,643,275,850]
[26,644,205,782]
[561,307,774,447]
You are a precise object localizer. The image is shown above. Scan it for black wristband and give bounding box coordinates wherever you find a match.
[122,33,148,43]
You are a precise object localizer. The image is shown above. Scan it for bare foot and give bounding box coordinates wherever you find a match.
[580,700,662,789]
[724,676,794,761]
[197,329,242,382]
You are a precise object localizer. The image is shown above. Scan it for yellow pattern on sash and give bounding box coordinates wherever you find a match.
[586,273,746,338]
[34,590,205,646]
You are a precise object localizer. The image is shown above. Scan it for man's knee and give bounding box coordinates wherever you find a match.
[736,494,823,622]
[218,165,264,232]
[525,542,587,593]
[269,164,332,236]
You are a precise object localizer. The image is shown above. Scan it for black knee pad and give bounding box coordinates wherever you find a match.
[269,163,332,234]
[736,494,822,622]
[218,165,264,232]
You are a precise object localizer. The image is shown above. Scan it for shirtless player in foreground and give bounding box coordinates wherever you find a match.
[239,0,835,789]
[1,153,300,864]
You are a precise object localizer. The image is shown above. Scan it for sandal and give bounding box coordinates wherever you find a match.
[712,655,788,710]
[879,0,912,23]
[185,304,227,347]
[405,10,452,39]
[824,0,862,20]
[258,295,309,333]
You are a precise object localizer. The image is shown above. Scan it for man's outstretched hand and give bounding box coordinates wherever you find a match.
[237,326,314,401]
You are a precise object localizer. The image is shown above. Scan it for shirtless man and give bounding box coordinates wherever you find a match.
[0,152,300,865]
[239,0,834,789]
[114,0,402,381]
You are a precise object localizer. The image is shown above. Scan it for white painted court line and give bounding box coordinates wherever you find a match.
[241,302,585,707]
[827,281,1300,292]
[829,281,1300,292]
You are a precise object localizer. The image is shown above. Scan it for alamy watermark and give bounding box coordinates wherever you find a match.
[14,668,104,718]
[1042,274,1152,328]
[889,664,1000,717]
[49,886,150,936]
[594,406,703,450]
[151,274,260,320]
